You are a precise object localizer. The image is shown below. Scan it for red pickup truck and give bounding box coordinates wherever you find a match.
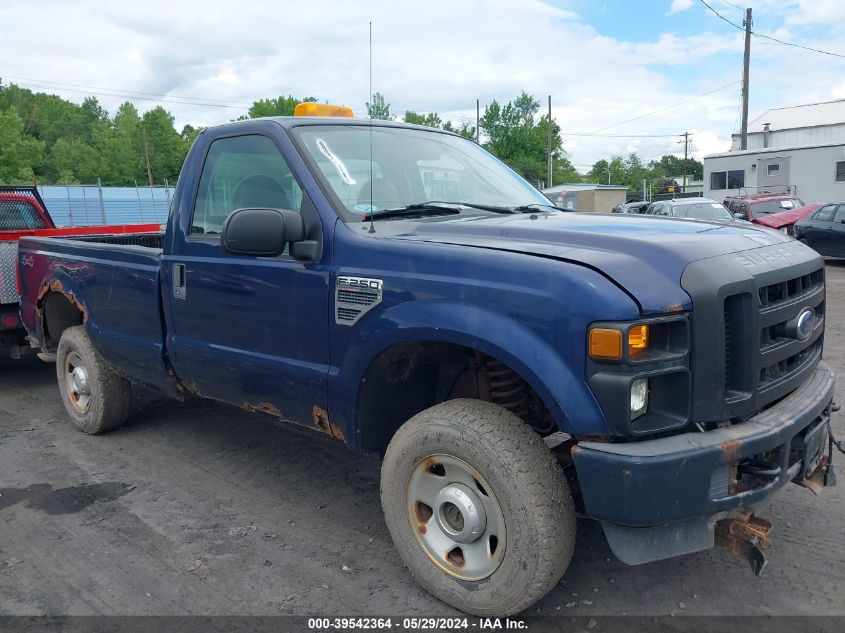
[0,186,160,358]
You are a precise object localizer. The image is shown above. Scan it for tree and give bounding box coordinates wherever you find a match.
[141,106,184,183]
[649,154,703,181]
[97,102,145,185]
[180,124,203,147]
[46,138,100,184]
[239,95,317,120]
[480,92,574,186]
[0,107,44,183]
[442,120,477,140]
[403,111,443,128]
[366,92,391,120]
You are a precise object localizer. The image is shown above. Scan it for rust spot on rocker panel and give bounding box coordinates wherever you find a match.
[312,405,346,442]
[243,401,282,417]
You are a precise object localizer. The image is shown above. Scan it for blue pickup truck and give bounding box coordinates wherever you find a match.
[17,108,836,616]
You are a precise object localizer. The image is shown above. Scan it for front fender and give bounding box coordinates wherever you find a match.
[328,299,610,448]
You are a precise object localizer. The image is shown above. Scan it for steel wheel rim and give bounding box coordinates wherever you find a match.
[64,351,91,414]
[406,453,506,581]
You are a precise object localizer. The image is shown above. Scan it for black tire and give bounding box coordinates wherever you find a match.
[380,398,575,616]
[55,325,131,434]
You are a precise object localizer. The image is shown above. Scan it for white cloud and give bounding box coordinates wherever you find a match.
[787,0,845,26]
[0,0,841,168]
[667,0,694,15]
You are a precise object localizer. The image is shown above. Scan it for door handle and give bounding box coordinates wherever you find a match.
[172,263,187,299]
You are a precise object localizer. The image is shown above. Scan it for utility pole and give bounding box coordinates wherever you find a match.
[142,127,154,186]
[679,131,691,192]
[547,95,553,189]
[740,7,752,150]
[476,99,480,144]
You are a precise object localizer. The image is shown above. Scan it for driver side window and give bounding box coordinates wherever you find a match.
[191,135,302,236]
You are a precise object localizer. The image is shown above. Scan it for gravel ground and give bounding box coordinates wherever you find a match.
[1,263,844,619]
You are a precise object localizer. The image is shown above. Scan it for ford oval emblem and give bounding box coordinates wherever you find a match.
[796,308,816,341]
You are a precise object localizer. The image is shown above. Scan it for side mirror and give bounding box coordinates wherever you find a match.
[733,212,744,219]
[221,208,306,257]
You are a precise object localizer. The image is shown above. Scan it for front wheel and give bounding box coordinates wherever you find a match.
[380,399,575,616]
[56,325,131,434]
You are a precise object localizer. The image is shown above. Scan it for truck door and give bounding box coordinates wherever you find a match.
[163,131,330,427]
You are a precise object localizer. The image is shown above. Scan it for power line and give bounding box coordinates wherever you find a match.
[720,0,745,12]
[562,131,681,138]
[581,80,741,134]
[7,79,251,110]
[0,74,254,106]
[752,30,845,59]
[696,0,845,59]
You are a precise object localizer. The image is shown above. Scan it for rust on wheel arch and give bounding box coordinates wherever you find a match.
[37,279,88,324]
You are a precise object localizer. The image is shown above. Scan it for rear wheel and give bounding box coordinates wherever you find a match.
[381,399,575,616]
[56,326,131,434]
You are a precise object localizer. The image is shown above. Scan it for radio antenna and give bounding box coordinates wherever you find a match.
[367,20,376,234]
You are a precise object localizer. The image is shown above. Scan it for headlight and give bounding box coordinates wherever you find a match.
[630,378,649,419]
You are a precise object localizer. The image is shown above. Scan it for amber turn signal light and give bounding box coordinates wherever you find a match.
[628,324,649,354]
[589,328,623,360]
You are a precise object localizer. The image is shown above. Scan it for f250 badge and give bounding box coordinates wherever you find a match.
[335,276,383,325]
[21,254,34,268]
[337,277,382,291]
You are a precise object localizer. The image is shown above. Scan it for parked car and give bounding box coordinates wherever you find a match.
[794,202,845,256]
[753,203,824,236]
[644,197,743,222]
[723,193,804,224]
[611,200,649,214]
[17,108,835,616]
[0,185,161,359]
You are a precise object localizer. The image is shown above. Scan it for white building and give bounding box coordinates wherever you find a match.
[703,99,845,203]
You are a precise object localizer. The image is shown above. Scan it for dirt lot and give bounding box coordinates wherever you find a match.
[1,264,844,619]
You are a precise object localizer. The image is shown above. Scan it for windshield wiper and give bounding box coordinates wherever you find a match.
[510,203,570,213]
[362,201,514,221]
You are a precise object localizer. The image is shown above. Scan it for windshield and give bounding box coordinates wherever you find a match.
[750,198,804,217]
[293,124,550,220]
[678,202,734,221]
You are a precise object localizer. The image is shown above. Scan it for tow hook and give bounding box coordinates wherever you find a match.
[715,510,773,576]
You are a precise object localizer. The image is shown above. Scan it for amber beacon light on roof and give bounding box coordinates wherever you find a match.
[294,103,354,118]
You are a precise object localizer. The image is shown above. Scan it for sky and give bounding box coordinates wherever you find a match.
[2,0,844,173]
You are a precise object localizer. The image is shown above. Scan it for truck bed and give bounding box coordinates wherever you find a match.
[17,232,170,391]
[1,225,162,304]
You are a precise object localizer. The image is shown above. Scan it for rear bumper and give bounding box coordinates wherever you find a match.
[572,361,835,564]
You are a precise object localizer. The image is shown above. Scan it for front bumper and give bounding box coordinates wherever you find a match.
[572,361,835,564]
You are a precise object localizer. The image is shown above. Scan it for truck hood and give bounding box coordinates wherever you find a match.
[389,212,795,314]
